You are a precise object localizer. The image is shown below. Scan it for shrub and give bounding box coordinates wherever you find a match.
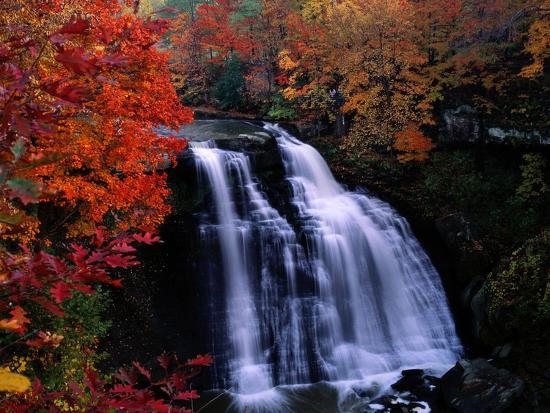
[486,230,550,332]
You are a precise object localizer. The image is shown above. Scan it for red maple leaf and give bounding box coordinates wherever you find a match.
[132,232,161,245]
[110,278,123,288]
[100,54,130,66]
[55,48,98,76]
[104,254,138,268]
[111,243,136,253]
[32,296,65,317]
[111,384,135,394]
[186,354,213,367]
[50,281,73,304]
[174,390,199,400]
[56,18,90,35]
[157,352,171,371]
[69,244,89,265]
[132,362,152,380]
[42,80,89,104]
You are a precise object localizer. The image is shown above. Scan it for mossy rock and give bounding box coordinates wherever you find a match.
[476,230,550,346]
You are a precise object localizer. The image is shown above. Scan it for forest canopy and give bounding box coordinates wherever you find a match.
[167,0,548,158]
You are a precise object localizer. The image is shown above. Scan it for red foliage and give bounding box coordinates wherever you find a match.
[1,0,193,239]
[193,0,256,63]
[0,1,209,409]
[0,353,212,412]
[1,229,157,333]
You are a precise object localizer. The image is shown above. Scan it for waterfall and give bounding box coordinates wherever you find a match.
[190,124,461,398]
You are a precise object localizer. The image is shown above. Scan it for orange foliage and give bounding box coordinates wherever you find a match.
[0,2,207,408]
[1,0,192,239]
[394,125,435,163]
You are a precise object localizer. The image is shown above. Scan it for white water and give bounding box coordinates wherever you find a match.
[190,124,461,400]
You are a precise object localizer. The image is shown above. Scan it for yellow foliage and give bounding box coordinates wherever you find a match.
[278,50,298,71]
[0,368,31,393]
[327,0,431,153]
[520,19,549,79]
[300,0,333,22]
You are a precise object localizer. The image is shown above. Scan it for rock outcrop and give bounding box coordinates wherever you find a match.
[440,359,524,413]
[440,105,548,145]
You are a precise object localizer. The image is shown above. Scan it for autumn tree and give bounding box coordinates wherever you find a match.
[0,0,208,408]
[319,0,431,154]
[393,124,435,163]
[170,0,255,105]
[415,0,549,135]
[212,54,246,109]
[278,1,335,130]
[240,0,293,104]
[0,0,193,240]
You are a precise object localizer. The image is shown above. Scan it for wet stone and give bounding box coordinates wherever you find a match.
[401,369,424,377]
[391,375,425,392]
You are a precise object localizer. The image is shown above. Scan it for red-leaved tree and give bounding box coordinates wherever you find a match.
[1,0,209,409]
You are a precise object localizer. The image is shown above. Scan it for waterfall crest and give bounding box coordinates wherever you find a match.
[190,124,461,396]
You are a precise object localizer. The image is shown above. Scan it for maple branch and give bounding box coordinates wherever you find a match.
[0,329,39,354]
[195,388,233,413]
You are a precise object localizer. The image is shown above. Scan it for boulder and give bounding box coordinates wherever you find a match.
[367,395,429,413]
[487,127,548,145]
[390,369,441,406]
[492,343,513,359]
[391,370,424,392]
[440,359,524,413]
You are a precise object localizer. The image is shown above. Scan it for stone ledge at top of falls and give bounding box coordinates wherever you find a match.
[158,119,274,143]
[162,120,288,188]
[157,120,288,181]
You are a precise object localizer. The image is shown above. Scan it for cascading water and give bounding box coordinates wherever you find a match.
[191,140,313,394]
[189,123,462,407]
[266,124,462,375]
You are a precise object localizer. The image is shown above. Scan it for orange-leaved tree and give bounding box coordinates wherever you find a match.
[6,0,192,238]
[278,1,334,123]
[393,124,436,163]
[169,0,256,104]
[324,0,432,154]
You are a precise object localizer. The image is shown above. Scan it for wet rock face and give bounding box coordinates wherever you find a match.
[389,369,441,409]
[440,105,548,145]
[440,359,524,413]
[435,213,492,286]
[442,105,481,144]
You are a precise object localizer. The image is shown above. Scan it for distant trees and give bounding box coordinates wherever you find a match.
[415,0,549,135]
[327,0,431,155]
[168,0,549,161]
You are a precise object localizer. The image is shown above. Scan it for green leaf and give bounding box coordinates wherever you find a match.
[10,138,26,162]
[7,178,42,205]
[0,212,24,225]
